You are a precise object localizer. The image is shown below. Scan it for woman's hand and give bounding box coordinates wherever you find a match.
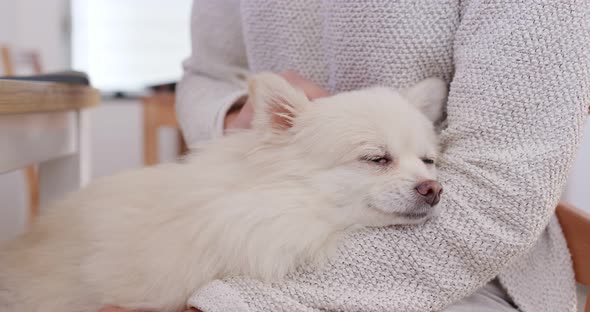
[280,70,331,100]
[224,70,330,130]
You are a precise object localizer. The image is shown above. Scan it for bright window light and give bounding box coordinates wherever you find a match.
[71,0,192,93]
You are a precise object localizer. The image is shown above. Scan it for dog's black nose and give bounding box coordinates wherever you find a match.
[415,180,443,206]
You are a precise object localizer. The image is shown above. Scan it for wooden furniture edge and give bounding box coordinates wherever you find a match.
[0,79,100,114]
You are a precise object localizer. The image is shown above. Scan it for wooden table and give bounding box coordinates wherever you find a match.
[0,79,100,208]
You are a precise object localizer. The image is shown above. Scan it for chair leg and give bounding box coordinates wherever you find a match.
[143,98,159,166]
[177,132,189,158]
[24,165,39,223]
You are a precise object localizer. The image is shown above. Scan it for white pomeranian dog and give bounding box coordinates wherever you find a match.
[0,73,446,312]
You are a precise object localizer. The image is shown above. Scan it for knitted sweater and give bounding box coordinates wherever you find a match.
[176,1,590,311]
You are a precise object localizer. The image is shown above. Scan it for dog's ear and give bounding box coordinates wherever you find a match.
[401,77,447,123]
[248,72,310,132]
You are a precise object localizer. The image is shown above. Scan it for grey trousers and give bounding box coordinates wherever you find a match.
[442,279,518,312]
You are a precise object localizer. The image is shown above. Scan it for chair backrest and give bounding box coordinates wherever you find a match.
[1,45,42,76]
[555,202,590,312]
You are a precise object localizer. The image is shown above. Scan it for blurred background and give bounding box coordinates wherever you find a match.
[0,0,588,243]
[0,0,192,240]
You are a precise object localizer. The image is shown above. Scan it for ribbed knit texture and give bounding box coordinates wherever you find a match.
[178,1,590,311]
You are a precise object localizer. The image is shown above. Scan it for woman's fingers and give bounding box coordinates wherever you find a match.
[280,70,330,100]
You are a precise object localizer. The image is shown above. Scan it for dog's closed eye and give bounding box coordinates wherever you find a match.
[361,154,392,166]
[421,158,435,165]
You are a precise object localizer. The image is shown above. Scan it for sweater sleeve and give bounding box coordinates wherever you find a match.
[176,0,248,146]
[188,1,590,311]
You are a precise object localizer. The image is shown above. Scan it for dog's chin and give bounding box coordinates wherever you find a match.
[394,208,437,224]
[367,202,438,226]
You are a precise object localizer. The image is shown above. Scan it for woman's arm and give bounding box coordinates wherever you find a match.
[176,0,249,146]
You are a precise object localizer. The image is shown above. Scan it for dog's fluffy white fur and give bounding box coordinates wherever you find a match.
[0,73,447,312]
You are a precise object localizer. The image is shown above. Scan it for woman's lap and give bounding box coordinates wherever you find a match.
[441,279,519,312]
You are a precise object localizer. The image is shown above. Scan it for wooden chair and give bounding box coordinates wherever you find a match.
[142,91,188,166]
[556,202,590,312]
[1,45,42,223]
